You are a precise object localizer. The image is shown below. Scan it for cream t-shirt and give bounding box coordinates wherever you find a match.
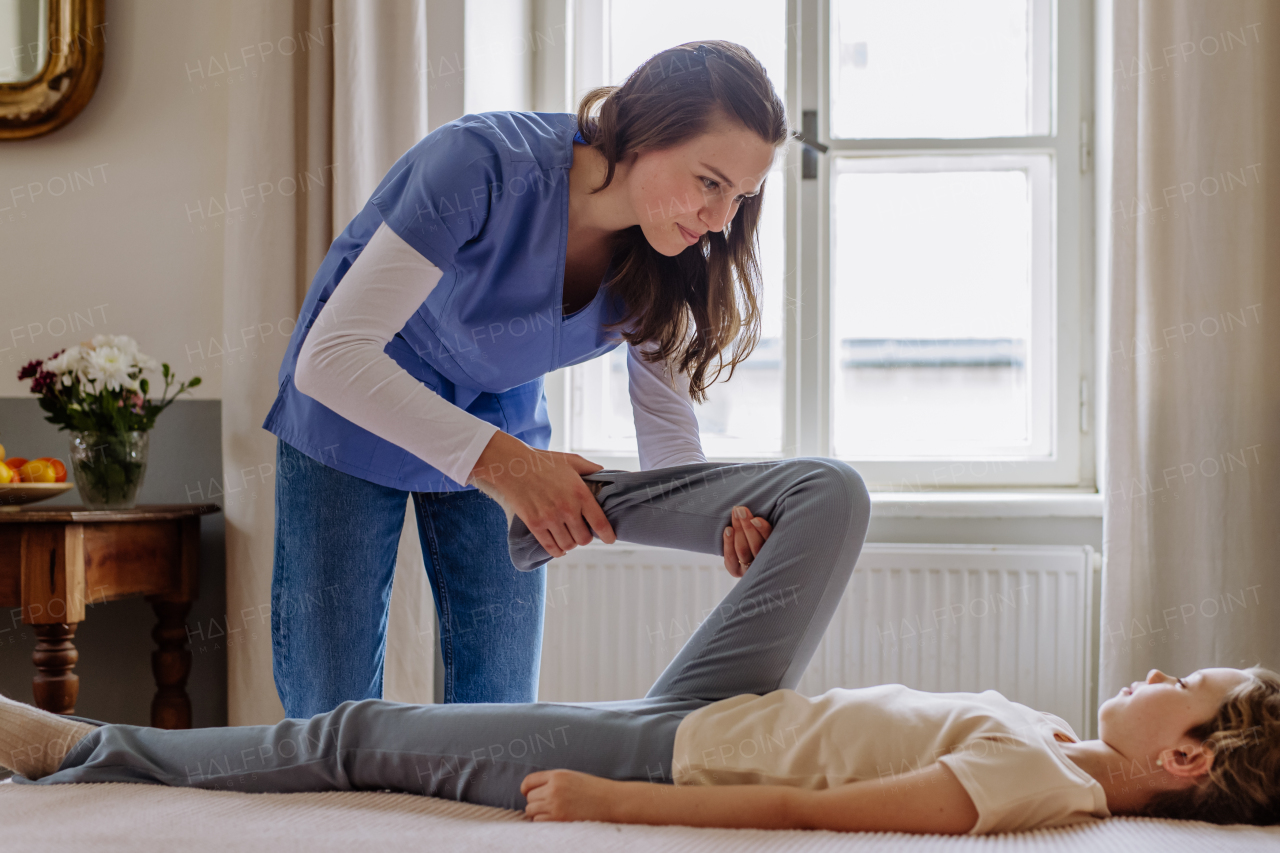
[671,685,1110,834]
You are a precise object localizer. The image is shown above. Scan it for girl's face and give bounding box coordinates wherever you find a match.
[1098,667,1252,764]
[625,114,778,257]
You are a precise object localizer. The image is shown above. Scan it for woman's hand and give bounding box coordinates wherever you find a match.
[722,505,772,578]
[521,769,619,822]
[470,431,616,558]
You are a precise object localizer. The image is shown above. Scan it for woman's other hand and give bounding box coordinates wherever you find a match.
[470,431,616,558]
[723,505,772,578]
[521,769,619,822]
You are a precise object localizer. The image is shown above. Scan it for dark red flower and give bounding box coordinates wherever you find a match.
[17,359,43,380]
[30,370,58,396]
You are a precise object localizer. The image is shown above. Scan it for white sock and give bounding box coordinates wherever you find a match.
[0,693,97,780]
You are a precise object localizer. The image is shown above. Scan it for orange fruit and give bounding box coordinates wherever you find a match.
[3,457,25,482]
[0,461,13,484]
[19,459,56,483]
[42,458,67,483]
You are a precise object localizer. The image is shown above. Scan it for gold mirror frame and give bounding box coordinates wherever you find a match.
[0,0,105,140]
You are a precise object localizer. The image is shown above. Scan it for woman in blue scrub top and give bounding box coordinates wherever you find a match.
[263,41,789,717]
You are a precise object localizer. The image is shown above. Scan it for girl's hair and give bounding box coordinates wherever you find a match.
[1141,666,1280,825]
[574,40,789,402]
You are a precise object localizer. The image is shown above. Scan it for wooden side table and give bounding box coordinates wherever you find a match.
[0,504,221,729]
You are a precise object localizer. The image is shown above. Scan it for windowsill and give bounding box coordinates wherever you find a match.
[562,451,1104,519]
[869,491,1102,518]
[557,491,1101,558]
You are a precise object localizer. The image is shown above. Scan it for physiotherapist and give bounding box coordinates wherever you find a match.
[263,40,789,718]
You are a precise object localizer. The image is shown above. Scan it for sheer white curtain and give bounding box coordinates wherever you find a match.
[222,0,333,727]
[1101,0,1280,699]
[331,0,434,708]
[222,0,438,724]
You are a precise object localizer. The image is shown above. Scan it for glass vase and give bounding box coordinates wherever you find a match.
[69,430,149,510]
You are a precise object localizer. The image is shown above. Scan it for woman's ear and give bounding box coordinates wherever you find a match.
[1158,740,1214,781]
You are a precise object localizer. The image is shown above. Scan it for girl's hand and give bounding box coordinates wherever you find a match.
[722,505,772,578]
[471,431,616,558]
[521,769,618,822]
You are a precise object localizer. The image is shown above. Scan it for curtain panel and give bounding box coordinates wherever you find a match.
[1101,0,1280,698]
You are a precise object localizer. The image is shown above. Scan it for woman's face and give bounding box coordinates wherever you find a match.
[625,114,778,257]
[1098,667,1252,763]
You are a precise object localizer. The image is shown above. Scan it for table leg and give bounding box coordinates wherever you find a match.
[31,623,80,715]
[149,599,193,729]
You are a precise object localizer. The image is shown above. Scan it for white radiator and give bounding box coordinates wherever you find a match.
[538,543,1096,735]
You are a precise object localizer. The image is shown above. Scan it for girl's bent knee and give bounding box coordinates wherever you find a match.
[831,460,871,517]
[790,459,871,545]
[795,458,869,511]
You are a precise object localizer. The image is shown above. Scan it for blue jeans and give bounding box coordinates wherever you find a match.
[271,439,546,717]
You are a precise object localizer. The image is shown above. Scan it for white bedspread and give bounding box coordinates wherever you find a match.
[2,780,1277,852]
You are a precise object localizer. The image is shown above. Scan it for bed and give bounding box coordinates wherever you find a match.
[2,779,1278,852]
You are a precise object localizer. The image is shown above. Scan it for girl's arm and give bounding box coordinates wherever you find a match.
[521,763,978,835]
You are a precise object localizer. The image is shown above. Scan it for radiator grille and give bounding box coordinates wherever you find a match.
[538,543,1094,734]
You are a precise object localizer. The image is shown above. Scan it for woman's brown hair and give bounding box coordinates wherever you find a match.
[1141,666,1280,825]
[575,40,789,402]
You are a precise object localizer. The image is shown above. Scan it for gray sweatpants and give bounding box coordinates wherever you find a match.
[19,458,871,810]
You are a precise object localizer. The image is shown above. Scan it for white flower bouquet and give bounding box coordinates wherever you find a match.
[18,334,200,433]
[17,335,201,508]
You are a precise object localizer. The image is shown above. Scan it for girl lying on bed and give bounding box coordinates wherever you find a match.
[1,459,1277,834]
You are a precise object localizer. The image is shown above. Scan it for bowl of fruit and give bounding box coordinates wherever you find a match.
[0,445,73,511]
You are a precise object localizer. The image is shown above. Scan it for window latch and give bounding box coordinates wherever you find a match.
[792,110,828,180]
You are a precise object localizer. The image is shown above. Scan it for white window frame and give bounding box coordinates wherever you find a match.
[541,0,1095,491]
[828,153,1057,463]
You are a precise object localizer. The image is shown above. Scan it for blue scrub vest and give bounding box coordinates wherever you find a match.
[263,111,630,492]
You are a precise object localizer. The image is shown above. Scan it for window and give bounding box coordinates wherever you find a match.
[564,0,789,459]
[551,0,1092,489]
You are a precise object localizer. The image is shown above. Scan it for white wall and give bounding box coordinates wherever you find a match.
[0,0,229,400]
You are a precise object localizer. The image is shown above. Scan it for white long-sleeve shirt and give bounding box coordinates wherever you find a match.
[294,222,706,487]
